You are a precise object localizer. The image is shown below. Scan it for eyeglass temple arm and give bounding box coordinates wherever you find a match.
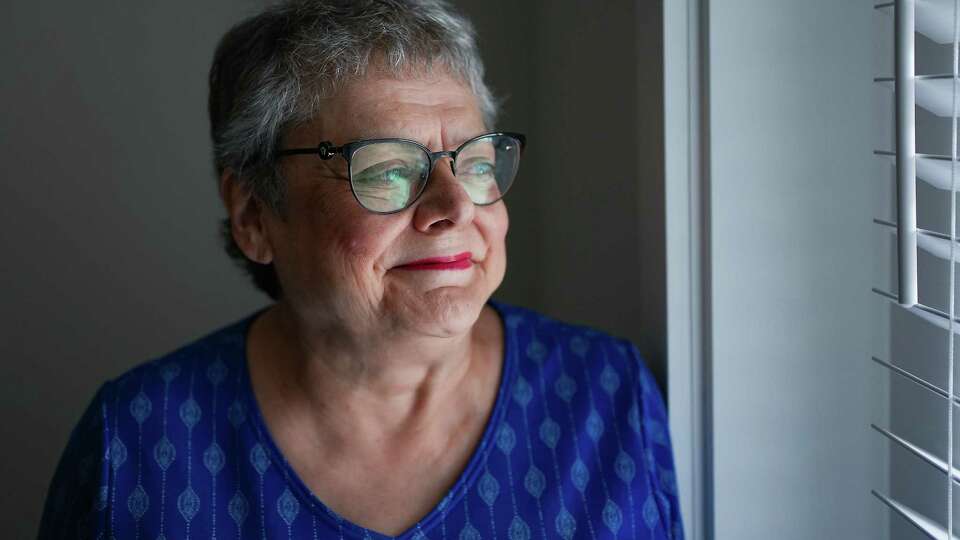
[276,142,343,160]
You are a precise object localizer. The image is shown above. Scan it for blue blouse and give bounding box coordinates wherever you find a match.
[38,300,683,539]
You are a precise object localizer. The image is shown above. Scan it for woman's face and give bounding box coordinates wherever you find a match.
[264,71,509,340]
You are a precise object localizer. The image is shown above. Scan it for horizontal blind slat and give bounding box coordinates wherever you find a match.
[873,288,959,331]
[875,0,957,45]
[874,153,959,192]
[873,490,957,540]
[875,219,960,261]
[872,356,960,405]
[872,424,960,483]
[876,77,959,117]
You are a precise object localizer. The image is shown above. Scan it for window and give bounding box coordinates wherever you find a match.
[872,1,960,537]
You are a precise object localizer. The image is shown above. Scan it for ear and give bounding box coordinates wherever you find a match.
[219,169,275,265]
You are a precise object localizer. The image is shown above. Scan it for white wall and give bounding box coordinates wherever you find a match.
[692,0,883,537]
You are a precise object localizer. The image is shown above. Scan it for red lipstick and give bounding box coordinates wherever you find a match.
[397,251,473,271]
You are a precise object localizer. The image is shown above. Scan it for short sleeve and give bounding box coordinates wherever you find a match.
[37,381,113,540]
[626,340,685,540]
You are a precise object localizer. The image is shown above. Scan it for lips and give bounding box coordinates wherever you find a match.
[396,251,474,270]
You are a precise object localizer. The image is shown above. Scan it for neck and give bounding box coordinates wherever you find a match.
[248,300,499,450]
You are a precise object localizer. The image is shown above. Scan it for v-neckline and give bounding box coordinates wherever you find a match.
[235,299,517,539]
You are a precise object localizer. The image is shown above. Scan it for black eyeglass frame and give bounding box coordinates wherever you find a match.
[276,131,527,214]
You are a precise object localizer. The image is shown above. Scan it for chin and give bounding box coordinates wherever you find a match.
[383,256,504,337]
[402,286,489,337]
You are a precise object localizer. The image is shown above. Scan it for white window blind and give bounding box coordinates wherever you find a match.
[874,1,960,538]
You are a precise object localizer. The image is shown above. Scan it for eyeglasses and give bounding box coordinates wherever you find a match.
[276,131,526,214]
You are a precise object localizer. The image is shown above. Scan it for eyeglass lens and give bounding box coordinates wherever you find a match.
[348,134,521,213]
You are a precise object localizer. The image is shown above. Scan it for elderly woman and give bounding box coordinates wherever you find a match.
[38,1,682,539]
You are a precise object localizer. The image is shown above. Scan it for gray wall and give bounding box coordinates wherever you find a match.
[460,0,667,387]
[704,0,882,538]
[1,2,267,537]
[1,1,666,535]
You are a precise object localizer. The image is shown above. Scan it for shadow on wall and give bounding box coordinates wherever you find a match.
[455,0,666,387]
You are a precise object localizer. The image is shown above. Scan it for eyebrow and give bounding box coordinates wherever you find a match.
[349,131,420,143]
[341,130,486,149]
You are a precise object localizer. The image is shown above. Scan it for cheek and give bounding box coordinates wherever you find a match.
[484,204,509,247]
[329,218,401,272]
[281,195,390,282]
[498,205,509,238]
[297,189,387,263]
[338,232,383,264]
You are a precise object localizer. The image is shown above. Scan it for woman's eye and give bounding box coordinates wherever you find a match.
[472,162,494,175]
[357,167,414,186]
[382,168,410,183]
[464,161,495,177]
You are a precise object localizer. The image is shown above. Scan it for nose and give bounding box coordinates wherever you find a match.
[411,156,475,233]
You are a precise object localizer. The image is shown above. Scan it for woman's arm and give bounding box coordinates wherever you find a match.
[626,340,685,540]
[37,382,113,540]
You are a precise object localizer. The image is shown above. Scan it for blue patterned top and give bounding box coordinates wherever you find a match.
[38,300,683,539]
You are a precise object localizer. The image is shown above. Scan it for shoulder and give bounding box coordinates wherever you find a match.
[102,311,256,411]
[490,299,670,452]
[39,312,259,537]
[490,300,682,527]
[491,299,659,395]
[84,310,258,478]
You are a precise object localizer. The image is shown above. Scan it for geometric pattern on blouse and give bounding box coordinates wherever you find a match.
[38,299,684,539]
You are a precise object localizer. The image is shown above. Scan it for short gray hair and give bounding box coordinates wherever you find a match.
[209,0,499,300]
